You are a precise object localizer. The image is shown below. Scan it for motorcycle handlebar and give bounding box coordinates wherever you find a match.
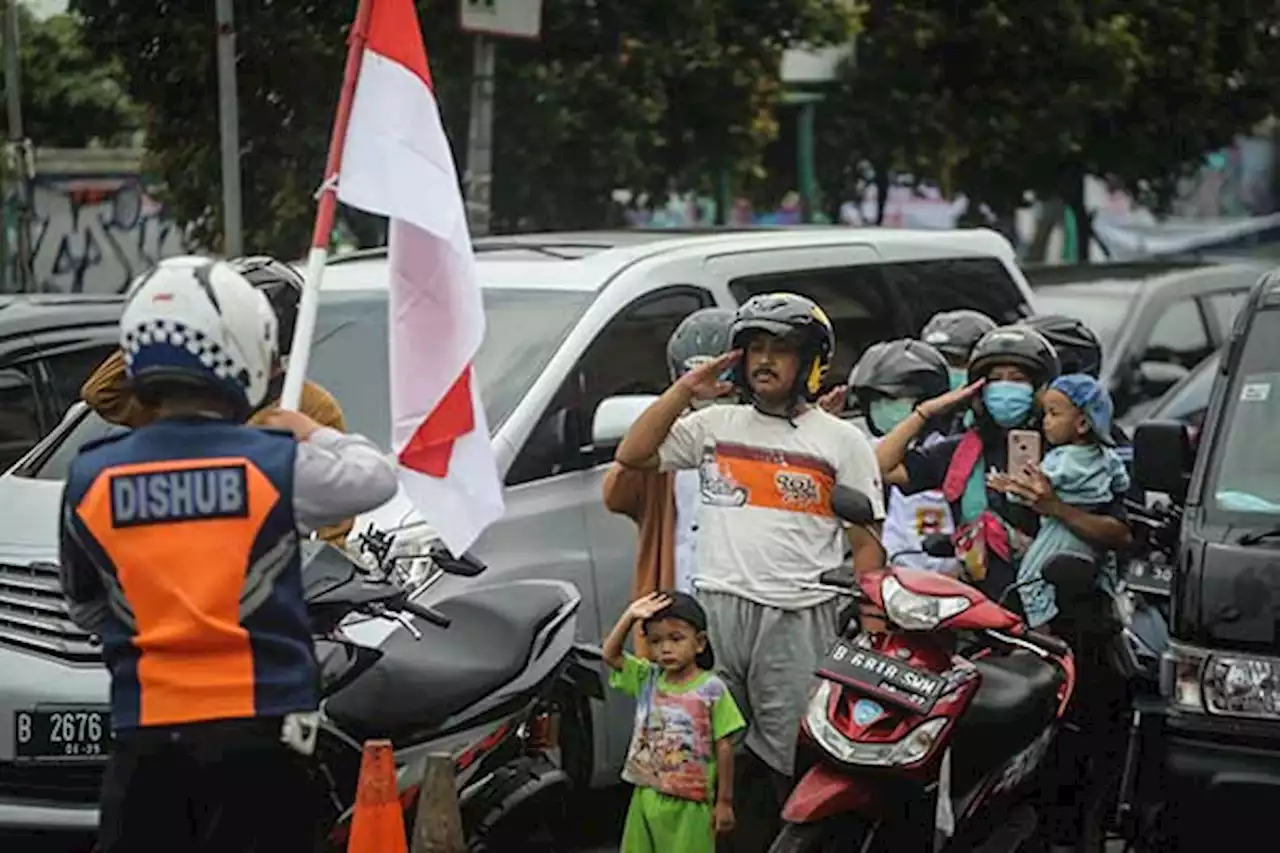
[400,598,452,629]
[1023,629,1071,657]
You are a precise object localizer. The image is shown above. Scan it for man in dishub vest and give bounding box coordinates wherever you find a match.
[59,256,398,852]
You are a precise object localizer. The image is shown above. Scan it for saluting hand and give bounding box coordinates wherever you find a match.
[676,350,740,401]
[817,384,848,415]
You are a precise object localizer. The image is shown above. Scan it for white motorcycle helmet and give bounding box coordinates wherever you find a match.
[120,255,278,418]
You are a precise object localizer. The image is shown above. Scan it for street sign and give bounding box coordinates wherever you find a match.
[459,0,542,40]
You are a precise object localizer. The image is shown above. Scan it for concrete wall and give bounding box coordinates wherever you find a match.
[5,148,191,294]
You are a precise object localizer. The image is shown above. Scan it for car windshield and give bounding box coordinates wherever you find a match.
[1030,281,1139,353]
[16,286,593,481]
[1207,308,1280,515]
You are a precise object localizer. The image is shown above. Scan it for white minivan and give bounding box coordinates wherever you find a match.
[0,227,1034,829]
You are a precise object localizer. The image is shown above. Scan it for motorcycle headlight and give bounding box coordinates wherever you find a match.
[1161,642,1210,713]
[881,576,970,631]
[804,681,947,767]
[382,527,444,592]
[1203,653,1280,720]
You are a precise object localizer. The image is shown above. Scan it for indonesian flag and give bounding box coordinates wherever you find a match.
[334,0,504,555]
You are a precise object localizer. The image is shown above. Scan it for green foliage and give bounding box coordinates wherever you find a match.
[71,0,858,253]
[5,7,140,147]
[816,0,1280,221]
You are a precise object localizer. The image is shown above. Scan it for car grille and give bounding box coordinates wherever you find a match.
[0,761,103,804]
[0,562,99,663]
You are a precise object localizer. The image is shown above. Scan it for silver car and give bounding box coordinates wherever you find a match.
[0,228,1034,829]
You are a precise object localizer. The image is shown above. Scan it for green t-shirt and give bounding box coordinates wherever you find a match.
[610,653,746,803]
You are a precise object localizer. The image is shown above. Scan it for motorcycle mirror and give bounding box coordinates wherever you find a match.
[1042,554,1097,602]
[831,485,876,526]
[922,533,955,558]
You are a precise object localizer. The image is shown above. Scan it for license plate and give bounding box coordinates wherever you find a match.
[14,708,112,761]
[1124,559,1172,596]
[817,640,946,714]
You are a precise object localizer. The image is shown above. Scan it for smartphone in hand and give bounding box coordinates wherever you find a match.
[1006,429,1042,474]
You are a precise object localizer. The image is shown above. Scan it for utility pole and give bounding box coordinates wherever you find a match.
[215,0,244,256]
[464,34,495,237]
[3,0,33,292]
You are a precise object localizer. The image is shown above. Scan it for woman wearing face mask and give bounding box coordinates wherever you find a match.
[875,326,1131,604]
[848,339,962,575]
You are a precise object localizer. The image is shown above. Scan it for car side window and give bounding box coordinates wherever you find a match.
[881,257,1032,330]
[0,366,44,471]
[506,286,714,487]
[1205,291,1247,338]
[730,266,902,391]
[1144,298,1212,369]
[39,345,119,416]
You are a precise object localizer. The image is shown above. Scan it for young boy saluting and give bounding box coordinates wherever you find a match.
[604,591,746,853]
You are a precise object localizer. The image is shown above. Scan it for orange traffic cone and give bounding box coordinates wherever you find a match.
[346,739,408,853]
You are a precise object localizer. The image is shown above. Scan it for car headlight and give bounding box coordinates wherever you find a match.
[1162,642,1210,713]
[1203,653,1280,720]
[881,576,970,631]
[805,680,947,767]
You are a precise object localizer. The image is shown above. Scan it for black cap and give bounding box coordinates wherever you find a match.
[642,590,715,671]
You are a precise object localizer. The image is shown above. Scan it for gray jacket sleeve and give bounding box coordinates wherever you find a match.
[292,427,399,533]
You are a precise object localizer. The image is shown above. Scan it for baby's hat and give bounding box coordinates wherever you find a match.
[1050,373,1115,445]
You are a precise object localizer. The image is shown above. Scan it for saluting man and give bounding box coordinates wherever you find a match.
[58,257,397,853]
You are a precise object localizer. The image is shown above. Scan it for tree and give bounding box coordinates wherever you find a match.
[814,0,1280,258]
[72,0,857,253]
[4,8,140,148]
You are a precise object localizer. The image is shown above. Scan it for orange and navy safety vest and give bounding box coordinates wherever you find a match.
[62,419,318,730]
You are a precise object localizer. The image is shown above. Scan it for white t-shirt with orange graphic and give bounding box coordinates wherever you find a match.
[659,405,885,609]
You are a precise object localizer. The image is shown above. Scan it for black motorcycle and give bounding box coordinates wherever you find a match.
[302,531,601,852]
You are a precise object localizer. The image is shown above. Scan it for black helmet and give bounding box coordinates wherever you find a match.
[730,292,835,401]
[229,255,304,355]
[968,325,1061,388]
[849,339,950,402]
[667,307,736,381]
[921,309,997,363]
[1019,313,1102,378]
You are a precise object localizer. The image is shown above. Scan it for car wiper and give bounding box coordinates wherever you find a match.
[1238,525,1280,546]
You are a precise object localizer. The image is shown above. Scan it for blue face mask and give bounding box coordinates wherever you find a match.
[948,368,968,391]
[869,398,916,435]
[983,381,1035,427]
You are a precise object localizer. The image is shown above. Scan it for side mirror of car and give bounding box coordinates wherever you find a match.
[591,394,659,449]
[831,485,877,526]
[1133,419,1194,502]
[921,533,955,558]
[1138,360,1190,397]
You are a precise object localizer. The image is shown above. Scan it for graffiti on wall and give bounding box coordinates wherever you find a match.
[8,175,189,294]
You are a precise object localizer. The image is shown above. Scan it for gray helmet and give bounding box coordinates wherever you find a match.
[667,307,736,382]
[922,309,997,363]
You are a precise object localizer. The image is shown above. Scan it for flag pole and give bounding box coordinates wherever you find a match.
[280,0,376,411]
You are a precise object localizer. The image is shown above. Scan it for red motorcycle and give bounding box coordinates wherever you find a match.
[770,487,1077,852]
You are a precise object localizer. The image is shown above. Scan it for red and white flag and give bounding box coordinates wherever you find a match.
[334,0,503,555]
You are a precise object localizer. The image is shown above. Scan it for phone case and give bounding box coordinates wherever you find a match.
[1006,429,1042,474]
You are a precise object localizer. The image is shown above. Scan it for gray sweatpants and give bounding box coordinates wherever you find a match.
[698,590,841,777]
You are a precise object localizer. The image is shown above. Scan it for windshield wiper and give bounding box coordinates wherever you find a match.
[1238,525,1280,546]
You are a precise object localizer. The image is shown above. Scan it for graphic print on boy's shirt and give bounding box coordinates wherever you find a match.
[610,654,745,803]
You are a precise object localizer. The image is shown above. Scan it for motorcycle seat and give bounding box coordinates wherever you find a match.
[324,581,574,745]
[951,651,1062,776]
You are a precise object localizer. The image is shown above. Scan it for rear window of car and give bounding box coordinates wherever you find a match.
[1030,282,1140,353]
[729,256,1031,385]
